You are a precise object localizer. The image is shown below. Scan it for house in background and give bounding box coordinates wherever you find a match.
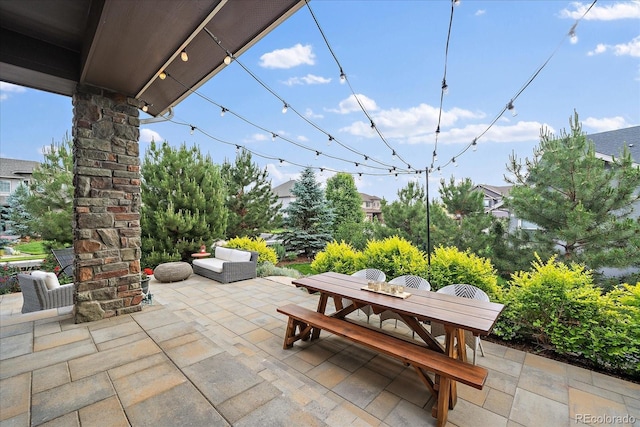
[0,158,39,232]
[272,180,383,221]
[360,192,383,222]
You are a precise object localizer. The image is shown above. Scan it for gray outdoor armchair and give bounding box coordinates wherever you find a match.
[18,273,74,313]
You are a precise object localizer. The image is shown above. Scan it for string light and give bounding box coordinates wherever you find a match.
[272,133,277,142]
[328,135,333,146]
[472,138,478,151]
[433,150,438,162]
[568,23,578,43]
[441,78,448,95]
[452,157,458,167]
[316,151,321,158]
[339,71,346,84]
[224,55,233,65]
[436,126,440,134]
[190,126,195,135]
[159,71,167,80]
[392,150,396,157]
[235,145,240,153]
[282,103,288,114]
[181,50,188,62]
[220,107,227,117]
[507,100,517,117]
[354,162,359,168]
[141,102,149,113]
[358,173,362,180]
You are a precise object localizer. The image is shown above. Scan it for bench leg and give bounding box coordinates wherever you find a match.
[436,377,451,427]
[283,318,314,349]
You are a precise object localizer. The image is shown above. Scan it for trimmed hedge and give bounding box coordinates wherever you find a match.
[226,236,278,265]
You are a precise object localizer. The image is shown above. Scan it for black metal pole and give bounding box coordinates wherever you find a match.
[425,167,431,281]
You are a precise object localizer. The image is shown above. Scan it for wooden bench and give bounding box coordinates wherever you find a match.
[277,303,488,427]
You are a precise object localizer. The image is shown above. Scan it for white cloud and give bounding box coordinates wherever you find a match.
[297,135,309,142]
[140,128,162,143]
[588,36,640,57]
[339,103,484,141]
[475,9,486,16]
[283,74,331,86]
[259,44,316,69]
[328,94,378,114]
[267,164,299,184]
[0,82,26,101]
[582,116,632,132]
[560,0,640,20]
[244,133,269,143]
[304,108,324,119]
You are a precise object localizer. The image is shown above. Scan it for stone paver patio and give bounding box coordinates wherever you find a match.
[1,274,638,426]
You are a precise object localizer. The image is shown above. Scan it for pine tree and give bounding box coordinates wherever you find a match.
[281,167,334,258]
[26,135,74,245]
[438,176,494,258]
[5,184,33,238]
[221,149,281,238]
[506,112,640,270]
[325,172,364,235]
[141,141,227,266]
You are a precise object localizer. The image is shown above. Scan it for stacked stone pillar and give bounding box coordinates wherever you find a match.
[72,85,143,323]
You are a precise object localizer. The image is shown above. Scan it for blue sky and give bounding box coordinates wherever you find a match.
[1,0,639,202]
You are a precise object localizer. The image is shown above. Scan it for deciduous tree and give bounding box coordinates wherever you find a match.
[325,172,364,238]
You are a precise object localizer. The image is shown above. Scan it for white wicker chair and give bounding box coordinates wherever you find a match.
[18,273,74,313]
[379,275,431,328]
[430,284,490,364]
[343,269,386,322]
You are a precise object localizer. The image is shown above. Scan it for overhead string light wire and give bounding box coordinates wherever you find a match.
[166,114,420,177]
[432,0,598,172]
[304,0,413,171]
[202,27,408,173]
[165,72,398,173]
[431,0,457,171]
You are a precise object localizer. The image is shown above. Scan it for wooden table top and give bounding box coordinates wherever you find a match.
[292,272,505,336]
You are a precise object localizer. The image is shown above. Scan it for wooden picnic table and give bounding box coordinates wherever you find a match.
[286,271,505,426]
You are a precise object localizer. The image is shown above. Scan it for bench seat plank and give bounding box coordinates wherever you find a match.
[277,304,487,389]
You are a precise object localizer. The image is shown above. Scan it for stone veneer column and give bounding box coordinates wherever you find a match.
[72,85,143,323]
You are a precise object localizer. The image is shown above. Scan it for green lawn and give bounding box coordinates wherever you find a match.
[15,241,47,255]
[286,263,313,275]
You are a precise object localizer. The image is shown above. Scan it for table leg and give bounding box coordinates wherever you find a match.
[444,326,458,409]
[311,293,329,340]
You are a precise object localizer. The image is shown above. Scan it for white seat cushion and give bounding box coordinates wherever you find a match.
[193,257,226,273]
[31,270,61,290]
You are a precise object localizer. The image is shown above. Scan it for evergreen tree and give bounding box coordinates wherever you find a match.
[5,184,33,238]
[221,149,281,238]
[141,141,227,266]
[378,181,428,250]
[505,112,640,270]
[325,172,364,236]
[26,135,74,245]
[438,176,494,258]
[281,167,334,258]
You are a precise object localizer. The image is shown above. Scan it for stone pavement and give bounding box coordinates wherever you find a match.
[1,275,638,426]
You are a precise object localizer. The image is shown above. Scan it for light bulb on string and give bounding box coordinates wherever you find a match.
[433,150,438,162]
[437,167,442,176]
[370,120,376,133]
[180,50,188,62]
[452,157,458,167]
[272,133,277,142]
[392,150,397,157]
[472,138,478,151]
[354,162,359,168]
[507,100,518,117]
[328,135,333,146]
[568,23,578,44]
[394,173,399,181]
[235,145,240,153]
[282,103,288,114]
[224,55,232,65]
[358,173,362,181]
[315,151,321,159]
[190,126,195,135]
[453,0,461,6]
[141,103,149,113]
[339,71,346,84]
[441,78,448,95]
[319,168,324,176]
[220,107,227,117]
[436,126,440,134]
[364,155,368,161]
[159,71,167,80]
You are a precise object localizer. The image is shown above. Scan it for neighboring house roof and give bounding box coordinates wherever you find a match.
[0,158,39,179]
[359,192,381,202]
[589,126,640,166]
[474,184,511,198]
[272,180,296,198]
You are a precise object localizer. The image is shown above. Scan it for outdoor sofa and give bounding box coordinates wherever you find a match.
[192,247,258,283]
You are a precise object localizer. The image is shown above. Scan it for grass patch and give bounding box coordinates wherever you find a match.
[286,263,313,275]
[15,241,47,255]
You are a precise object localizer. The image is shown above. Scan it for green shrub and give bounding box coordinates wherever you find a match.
[257,261,302,278]
[360,236,429,279]
[311,241,361,274]
[428,246,500,299]
[226,236,278,265]
[494,256,640,377]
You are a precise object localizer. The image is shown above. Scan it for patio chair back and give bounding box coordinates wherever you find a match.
[389,275,431,291]
[52,248,74,277]
[351,268,386,282]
